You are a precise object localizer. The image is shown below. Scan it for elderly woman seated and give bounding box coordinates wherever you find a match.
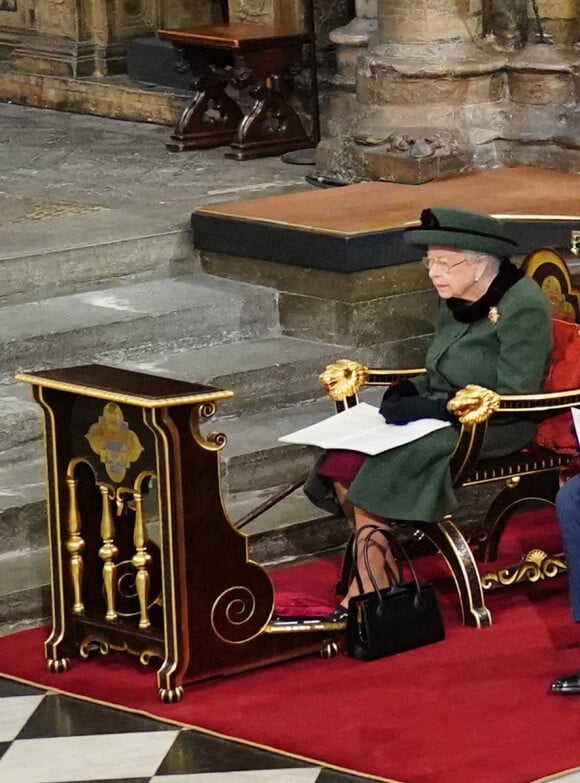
[306,206,553,622]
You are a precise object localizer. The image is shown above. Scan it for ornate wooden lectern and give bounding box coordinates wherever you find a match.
[17,365,341,702]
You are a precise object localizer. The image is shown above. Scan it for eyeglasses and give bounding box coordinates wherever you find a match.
[422,256,469,274]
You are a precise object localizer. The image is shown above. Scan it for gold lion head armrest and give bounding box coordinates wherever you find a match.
[448,385,501,426]
[319,360,369,402]
[447,385,580,425]
[319,360,427,404]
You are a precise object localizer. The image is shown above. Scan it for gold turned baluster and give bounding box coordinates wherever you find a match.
[131,491,152,629]
[65,476,85,615]
[98,485,119,621]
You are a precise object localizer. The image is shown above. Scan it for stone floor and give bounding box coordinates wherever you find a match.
[0,99,315,303]
[0,676,383,783]
[0,101,311,231]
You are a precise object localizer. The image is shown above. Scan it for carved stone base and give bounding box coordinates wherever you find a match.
[329,16,378,46]
[354,128,472,184]
[10,39,128,78]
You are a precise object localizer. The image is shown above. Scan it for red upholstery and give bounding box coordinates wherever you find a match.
[533,318,580,455]
[273,592,335,618]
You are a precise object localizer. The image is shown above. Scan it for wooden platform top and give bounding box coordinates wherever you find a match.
[195,167,580,236]
[157,24,307,49]
[16,365,233,408]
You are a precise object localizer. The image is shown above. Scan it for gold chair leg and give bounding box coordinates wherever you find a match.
[414,516,492,628]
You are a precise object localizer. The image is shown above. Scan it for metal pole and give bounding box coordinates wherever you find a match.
[281,0,319,164]
[304,0,321,145]
[235,477,307,530]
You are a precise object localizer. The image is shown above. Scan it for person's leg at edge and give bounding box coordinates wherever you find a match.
[329,481,397,621]
[551,475,580,693]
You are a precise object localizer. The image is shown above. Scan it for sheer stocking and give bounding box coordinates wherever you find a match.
[334,480,398,608]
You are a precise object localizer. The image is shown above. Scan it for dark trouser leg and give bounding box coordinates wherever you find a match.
[556,475,580,622]
[551,475,580,694]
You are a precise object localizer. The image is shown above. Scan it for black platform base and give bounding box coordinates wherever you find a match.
[191,168,580,274]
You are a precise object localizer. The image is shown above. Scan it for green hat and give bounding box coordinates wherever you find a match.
[403,206,519,257]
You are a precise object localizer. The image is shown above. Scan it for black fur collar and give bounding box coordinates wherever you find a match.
[446,260,524,323]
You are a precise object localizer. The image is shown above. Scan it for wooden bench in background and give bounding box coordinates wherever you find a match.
[156,23,311,160]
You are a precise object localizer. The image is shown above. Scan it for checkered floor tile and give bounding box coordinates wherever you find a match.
[0,676,381,783]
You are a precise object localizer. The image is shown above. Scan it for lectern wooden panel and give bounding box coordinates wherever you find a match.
[17,364,341,702]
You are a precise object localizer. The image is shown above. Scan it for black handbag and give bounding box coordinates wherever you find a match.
[345,524,445,661]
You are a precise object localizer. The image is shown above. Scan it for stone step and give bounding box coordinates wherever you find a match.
[0,333,347,460]
[0,274,279,382]
[0,454,47,558]
[0,206,195,300]
[221,390,383,494]
[221,396,332,494]
[0,549,51,637]
[120,335,345,417]
[0,396,347,559]
[0,386,42,460]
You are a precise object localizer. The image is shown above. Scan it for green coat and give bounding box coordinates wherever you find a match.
[346,276,553,523]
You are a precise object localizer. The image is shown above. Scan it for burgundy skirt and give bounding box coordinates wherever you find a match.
[317,450,367,483]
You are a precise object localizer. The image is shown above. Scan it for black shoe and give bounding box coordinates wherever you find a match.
[325,606,348,623]
[550,672,580,694]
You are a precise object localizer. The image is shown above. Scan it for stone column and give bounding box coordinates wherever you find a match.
[376,0,483,47]
[330,0,378,47]
[329,0,378,93]
[490,0,529,49]
[317,0,512,183]
[228,0,303,28]
[530,0,580,45]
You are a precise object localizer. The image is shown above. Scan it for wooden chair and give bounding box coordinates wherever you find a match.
[319,247,580,629]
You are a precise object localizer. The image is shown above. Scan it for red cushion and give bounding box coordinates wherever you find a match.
[533,318,580,455]
[274,592,336,618]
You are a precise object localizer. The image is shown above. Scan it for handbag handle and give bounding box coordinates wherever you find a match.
[351,524,398,596]
[351,524,424,604]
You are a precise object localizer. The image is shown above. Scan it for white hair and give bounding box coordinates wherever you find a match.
[463,250,501,275]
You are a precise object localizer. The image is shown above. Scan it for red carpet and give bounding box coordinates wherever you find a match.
[3,509,580,783]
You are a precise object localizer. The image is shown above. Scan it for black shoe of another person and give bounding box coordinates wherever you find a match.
[325,606,348,623]
[551,672,580,694]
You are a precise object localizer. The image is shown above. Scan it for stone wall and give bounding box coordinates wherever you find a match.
[228,0,303,27]
[531,0,580,44]
[0,0,224,76]
[316,0,580,183]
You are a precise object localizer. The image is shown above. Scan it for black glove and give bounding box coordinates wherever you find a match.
[379,380,418,415]
[380,395,452,425]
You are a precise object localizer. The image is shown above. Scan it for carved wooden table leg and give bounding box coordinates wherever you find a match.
[225,52,311,161]
[414,515,492,628]
[167,48,243,152]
